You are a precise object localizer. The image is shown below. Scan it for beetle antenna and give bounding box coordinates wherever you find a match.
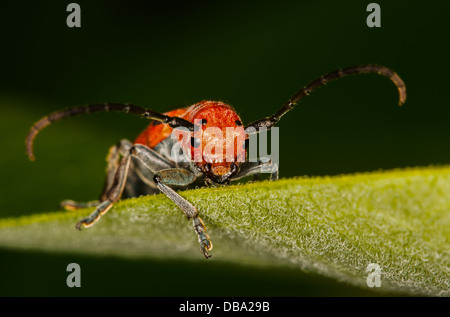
[26,103,194,161]
[245,64,406,132]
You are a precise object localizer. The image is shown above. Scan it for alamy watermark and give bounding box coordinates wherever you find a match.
[169,119,279,171]
[366,3,381,28]
[366,263,382,287]
[66,3,81,28]
[66,263,81,288]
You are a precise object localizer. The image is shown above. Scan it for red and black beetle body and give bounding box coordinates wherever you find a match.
[26,65,406,258]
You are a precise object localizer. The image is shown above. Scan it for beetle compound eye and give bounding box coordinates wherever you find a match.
[200,119,207,125]
[235,120,242,126]
[191,137,201,148]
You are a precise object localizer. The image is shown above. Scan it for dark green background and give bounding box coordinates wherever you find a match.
[0,0,448,296]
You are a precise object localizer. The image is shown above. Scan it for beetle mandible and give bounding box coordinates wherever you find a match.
[26,64,406,259]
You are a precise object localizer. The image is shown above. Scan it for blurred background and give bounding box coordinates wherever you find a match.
[0,0,448,296]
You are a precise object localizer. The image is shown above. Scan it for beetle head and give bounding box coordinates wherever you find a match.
[183,101,246,184]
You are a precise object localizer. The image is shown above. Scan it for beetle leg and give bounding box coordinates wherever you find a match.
[76,141,132,229]
[61,140,132,211]
[233,158,279,181]
[60,200,101,211]
[130,145,212,258]
[153,174,212,259]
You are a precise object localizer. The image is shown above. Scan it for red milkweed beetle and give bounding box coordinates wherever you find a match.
[26,65,406,258]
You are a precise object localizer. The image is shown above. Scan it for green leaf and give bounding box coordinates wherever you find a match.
[0,166,449,296]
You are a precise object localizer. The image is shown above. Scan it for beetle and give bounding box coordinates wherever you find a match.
[26,64,406,259]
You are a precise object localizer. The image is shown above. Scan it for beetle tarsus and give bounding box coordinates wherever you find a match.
[199,234,213,259]
[75,218,88,230]
[193,217,213,259]
[75,214,102,230]
[75,215,98,230]
[75,200,113,230]
[200,239,213,259]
